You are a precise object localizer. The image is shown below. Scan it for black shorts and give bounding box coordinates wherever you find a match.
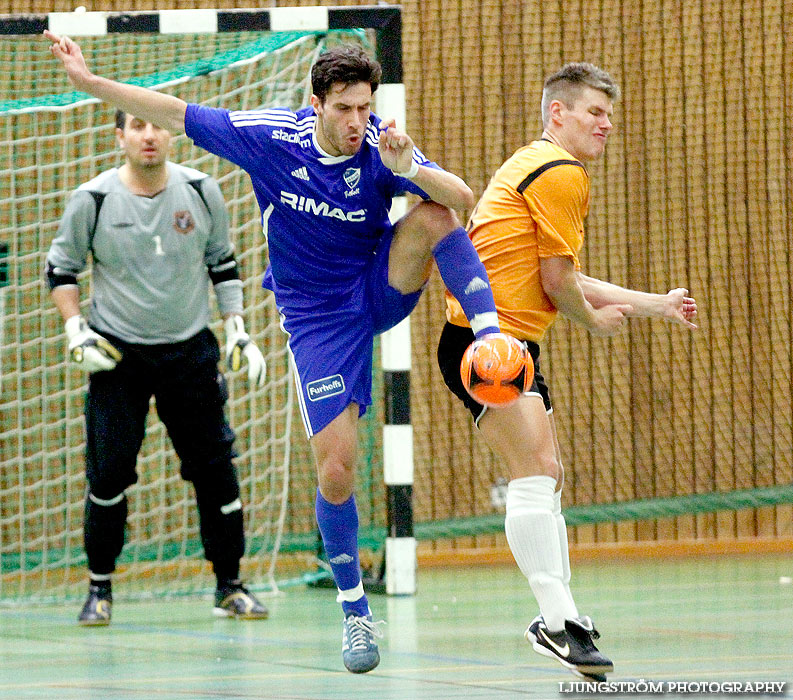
[436,321,552,424]
[84,327,235,495]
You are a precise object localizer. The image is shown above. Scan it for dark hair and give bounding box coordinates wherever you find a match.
[114,109,127,130]
[541,63,620,126]
[311,45,382,102]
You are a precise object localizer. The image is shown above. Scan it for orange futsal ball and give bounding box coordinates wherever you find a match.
[460,333,534,407]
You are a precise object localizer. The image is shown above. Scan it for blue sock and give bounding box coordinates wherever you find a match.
[315,490,369,618]
[433,228,499,337]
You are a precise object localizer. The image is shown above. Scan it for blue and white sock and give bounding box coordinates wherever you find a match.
[433,227,499,337]
[315,489,369,618]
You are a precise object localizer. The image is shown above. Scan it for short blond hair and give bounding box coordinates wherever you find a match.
[541,63,620,126]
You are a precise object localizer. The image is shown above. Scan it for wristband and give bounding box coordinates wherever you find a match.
[392,160,419,179]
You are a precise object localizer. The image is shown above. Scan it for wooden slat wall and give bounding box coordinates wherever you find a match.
[4,0,793,545]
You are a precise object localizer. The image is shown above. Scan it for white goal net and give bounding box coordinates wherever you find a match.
[0,29,363,603]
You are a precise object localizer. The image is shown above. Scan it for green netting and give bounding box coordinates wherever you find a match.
[409,484,793,541]
[0,30,366,113]
[6,483,789,583]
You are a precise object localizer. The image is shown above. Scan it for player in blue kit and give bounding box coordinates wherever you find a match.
[46,32,503,673]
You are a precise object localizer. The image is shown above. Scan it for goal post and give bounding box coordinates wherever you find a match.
[0,6,413,603]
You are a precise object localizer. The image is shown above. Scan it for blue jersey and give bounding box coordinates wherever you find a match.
[185,104,440,308]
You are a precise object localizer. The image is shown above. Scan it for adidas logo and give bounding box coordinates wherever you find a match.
[291,166,310,181]
[329,553,354,565]
[464,276,489,295]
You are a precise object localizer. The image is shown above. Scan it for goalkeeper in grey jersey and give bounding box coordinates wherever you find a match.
[45,110,268,625]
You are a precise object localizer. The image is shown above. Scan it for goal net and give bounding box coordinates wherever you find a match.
[0,28,366,604]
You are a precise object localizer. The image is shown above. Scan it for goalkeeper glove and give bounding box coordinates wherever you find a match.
[224,315,266,388]
[64,315,122,373]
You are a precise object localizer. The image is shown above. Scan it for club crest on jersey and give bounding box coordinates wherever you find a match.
[343,167,360,197]
[173,211,195,234]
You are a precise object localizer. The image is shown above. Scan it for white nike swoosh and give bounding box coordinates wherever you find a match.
[539,627,570,657]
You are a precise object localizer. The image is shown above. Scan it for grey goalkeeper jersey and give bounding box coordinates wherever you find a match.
[46,162,242,344]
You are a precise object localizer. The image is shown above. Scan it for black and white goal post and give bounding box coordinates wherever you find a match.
[2,5,415,596]
[367,11,417,597]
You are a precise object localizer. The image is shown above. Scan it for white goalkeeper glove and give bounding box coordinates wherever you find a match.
[224,315,266,388]
[64,315,122,373]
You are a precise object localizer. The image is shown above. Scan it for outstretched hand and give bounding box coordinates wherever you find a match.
[377,118,416,174]
[664,288,698,329]
[43,30,91,89]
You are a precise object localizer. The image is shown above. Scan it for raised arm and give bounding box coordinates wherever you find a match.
[409,165,474,211]
[44,31,187,134]
[378,119,474,211]
[540,256,633,336]
[578,273,698,329]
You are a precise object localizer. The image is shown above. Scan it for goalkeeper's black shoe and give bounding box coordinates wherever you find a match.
[78,584,112,626]
[213,581,269,619]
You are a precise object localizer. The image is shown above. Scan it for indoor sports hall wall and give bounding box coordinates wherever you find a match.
[3,0,791,552]
[402,0,792,548]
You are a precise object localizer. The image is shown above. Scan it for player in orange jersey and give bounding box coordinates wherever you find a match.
[437,63,697,681]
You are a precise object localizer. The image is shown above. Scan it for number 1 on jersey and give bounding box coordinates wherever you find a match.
[153,235,164,256]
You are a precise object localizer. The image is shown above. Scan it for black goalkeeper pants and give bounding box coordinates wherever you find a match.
[82,327,244,581]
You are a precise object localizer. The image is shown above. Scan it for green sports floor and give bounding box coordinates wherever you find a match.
[1,554,791,699]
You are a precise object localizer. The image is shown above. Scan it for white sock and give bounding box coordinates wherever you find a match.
[504,475,577,632]
[553,488,579,618]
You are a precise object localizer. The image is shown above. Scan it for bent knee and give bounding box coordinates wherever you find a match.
[318,457,355,484]
[536,453,561,480]
[317,457,356,503]
[509,452,560,481]
[87,471,136,501]
[88,489,126,507]
[410,201,461,244]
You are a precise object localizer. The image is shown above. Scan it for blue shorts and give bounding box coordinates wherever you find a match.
[280,226,422,437]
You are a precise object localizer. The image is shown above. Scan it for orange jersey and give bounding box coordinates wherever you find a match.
[446,140,589,341]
